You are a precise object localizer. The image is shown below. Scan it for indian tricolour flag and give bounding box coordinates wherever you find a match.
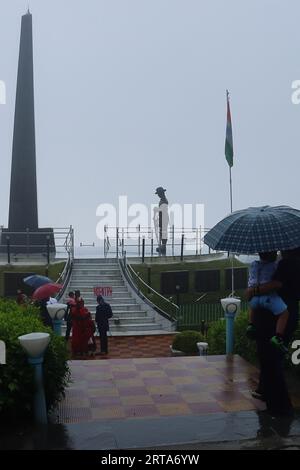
[225,90,234,168]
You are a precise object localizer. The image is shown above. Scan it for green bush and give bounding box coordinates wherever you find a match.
[172,330,205,354]
[206,311,256,363]
[234,312,257,364]
[206,319,226,355]
[0,299,70,421]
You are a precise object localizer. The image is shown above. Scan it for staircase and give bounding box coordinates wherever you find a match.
[65,259,174,335]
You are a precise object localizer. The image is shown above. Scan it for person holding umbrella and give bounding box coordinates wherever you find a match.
[247,251,290,351]
[204,205,300,417]
[247,247,300,414]
[30,282,63,331]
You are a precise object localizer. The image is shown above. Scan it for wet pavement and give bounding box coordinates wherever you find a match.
[55,356,264,423]
[1,354,300,450]
[1,410,300,450]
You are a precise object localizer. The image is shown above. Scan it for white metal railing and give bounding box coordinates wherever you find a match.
[119,252,179,322]
[104,225,224,260]
[0,226,74,264]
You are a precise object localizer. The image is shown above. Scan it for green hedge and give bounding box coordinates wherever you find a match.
[172,330,205,354]
[0,299,70,421]
[206,312,257,363]
[207,310,300,370]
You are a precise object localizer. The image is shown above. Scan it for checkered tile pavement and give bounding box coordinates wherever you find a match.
[69,335,176,359]
[57,355,265,423]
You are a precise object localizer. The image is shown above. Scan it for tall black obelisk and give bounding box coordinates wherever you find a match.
[8,11,38,231]
[1,11,55,255]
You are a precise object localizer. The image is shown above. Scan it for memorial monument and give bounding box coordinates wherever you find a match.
[1,11,55,255]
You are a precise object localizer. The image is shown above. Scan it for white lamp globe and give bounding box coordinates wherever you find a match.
[221,297,241,315]
[18,332,50,358]
[47,303,67,320]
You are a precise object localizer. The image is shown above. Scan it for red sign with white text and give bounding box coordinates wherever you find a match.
[93,286,113,297]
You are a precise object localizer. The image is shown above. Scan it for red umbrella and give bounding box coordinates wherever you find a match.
[32,283,63,301]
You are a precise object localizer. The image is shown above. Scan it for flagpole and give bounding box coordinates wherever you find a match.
[226,90,234,295]
[230,167,234,296]
[229,166,233,214]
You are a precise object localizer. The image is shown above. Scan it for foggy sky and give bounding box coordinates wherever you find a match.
[0,0,299,246]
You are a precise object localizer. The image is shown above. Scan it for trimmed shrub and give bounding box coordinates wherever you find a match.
[172,330,205,354]
[206,319,226,355]
[0,299,70,421]
[206,311,256,363]
[234,311,257,364]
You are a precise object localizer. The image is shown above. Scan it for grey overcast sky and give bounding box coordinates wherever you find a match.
[0,0,299,245]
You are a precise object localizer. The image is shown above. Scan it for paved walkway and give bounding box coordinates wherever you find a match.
[69,335,176,360]
[56,355,264,424]
[2,355,300,450]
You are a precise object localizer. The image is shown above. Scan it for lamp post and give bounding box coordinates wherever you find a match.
[220,297,241,355]
[197,342,208,356]
[47,303,67,336]
[175,285,181,306]
[18,332,50,424]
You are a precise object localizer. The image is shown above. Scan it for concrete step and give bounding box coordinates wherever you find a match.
[66,286,132,303]
[109,323,162,332]
[108,317,154,325]
[69,279,128,294]
[69,281,125,287]
[67,258,168,335]
[76,298,135,304]
[72,269,120,275]
[76,299,135,305]
[71,275,123,281]
[71,274,123,279]
[84,305,143,313]
[74,259,118,264]
[92,309,147,316]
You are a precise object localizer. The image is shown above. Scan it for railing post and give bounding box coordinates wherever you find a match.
[46,235,50,265]
[151,237,154,258]
[142,238,145,263]
[116,227,119,259]
[172,225,175,256]
[6,236,10,265]
[26,228,29,257]
[138,224,141,257]
[199,226,202,255]
[71,226,75,262]
[180,234,184,262]
[147,267,151,294]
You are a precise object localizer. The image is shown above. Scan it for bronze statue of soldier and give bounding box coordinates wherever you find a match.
[154,187,169,255]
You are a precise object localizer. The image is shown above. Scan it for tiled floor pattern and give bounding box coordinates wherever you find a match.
[69,335,176,359]
[57,355,265,423]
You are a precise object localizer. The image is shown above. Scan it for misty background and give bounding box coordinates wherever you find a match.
[0,0,299,247]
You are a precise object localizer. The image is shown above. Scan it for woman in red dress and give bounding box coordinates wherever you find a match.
[71,299,90,357]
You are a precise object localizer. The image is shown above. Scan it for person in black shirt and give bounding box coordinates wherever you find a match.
[39,297,53,330]
[272,249,300,343]
[95,295,113,354]
[64,291,75,341]
[247,249,300,416]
